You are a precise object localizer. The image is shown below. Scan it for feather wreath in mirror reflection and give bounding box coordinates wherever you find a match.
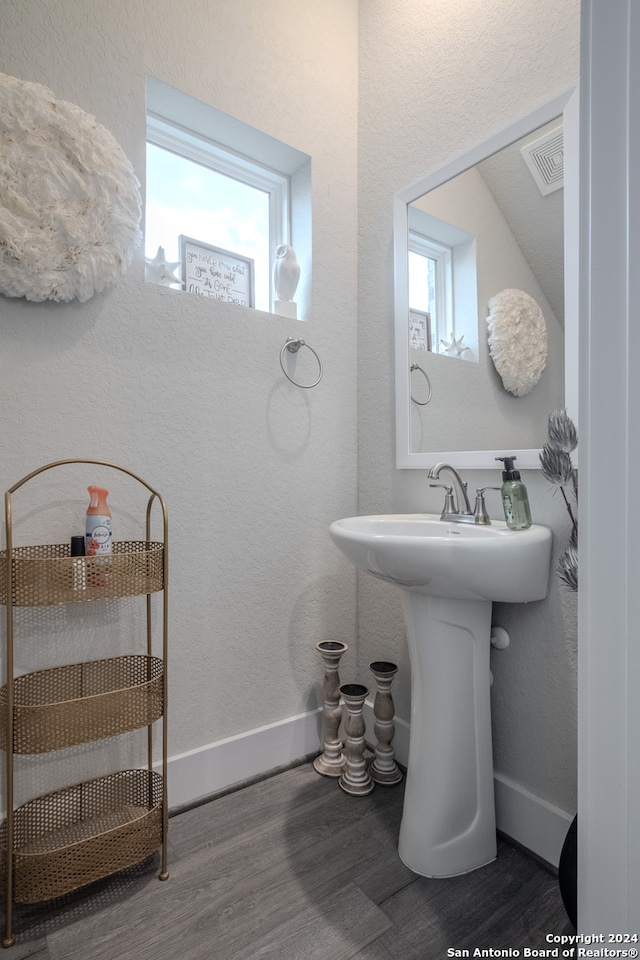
[486,288,548,396]
[0,72,141,303]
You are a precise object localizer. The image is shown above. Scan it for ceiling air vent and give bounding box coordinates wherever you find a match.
[520,124,564,196]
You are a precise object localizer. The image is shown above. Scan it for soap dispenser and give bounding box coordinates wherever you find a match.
[496,456,532,530]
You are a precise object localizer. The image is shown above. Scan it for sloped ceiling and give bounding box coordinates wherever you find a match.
[477,119,564,325]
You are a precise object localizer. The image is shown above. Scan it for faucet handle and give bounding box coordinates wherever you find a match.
[474,486,502,525]
[430,483,456,518]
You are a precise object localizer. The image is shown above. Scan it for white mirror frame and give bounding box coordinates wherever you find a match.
[394,88,579,470]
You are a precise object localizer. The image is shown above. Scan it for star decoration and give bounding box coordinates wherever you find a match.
[145,246,181,286]
[440,332,470,357]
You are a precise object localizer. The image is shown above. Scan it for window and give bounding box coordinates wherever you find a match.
[146,118,286,311]
[408,234,453,352]
[145,77,311,318]
[408,206,478,362]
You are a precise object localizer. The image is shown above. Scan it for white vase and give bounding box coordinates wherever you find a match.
[272,244,300,302]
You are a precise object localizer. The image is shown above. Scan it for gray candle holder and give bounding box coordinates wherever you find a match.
[369,661,402,785]
[313,640,348,777]
[338,683,374,796]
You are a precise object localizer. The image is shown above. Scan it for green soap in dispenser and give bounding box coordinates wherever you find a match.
[496,456,532,530]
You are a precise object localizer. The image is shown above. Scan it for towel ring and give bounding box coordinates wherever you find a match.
[410,363,432,405]
[279,337,323,388]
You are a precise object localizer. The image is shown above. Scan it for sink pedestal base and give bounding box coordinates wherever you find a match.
[398,593,496,877]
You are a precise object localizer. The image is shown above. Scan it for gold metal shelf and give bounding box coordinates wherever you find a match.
[0,541,164,607]
[0,769,163,904]
[0,655,164,754]
[1,459,169,946]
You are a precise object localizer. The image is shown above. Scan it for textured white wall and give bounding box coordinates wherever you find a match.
[357,0,581,814]
[0,0,359,779]
[0,0,582,825]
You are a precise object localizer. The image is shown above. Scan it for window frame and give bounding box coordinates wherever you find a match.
[146,113,291,312]
[408,231,453,352]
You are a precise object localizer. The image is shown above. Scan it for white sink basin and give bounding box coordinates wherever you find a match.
[329,512,552,878]
[329,513,551,602]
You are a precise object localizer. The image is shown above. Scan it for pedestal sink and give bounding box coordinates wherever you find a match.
[329,513,552,878]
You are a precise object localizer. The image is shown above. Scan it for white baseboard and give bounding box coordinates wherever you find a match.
[163,705,573,868]
[162,708,323,808]
[493,772,574,869]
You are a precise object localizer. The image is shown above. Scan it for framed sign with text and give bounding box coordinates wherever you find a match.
[409,309,432,352]
[179,236,255,308]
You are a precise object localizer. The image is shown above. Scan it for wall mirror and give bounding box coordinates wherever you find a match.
[394,89,578,469]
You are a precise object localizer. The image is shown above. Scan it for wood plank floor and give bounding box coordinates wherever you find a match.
[1,761,574,959]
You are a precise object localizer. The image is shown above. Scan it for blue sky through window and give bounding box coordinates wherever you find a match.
[145,143,271,310]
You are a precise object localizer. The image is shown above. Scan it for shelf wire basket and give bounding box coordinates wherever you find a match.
[0,769,163,903]
[1,459,169,946]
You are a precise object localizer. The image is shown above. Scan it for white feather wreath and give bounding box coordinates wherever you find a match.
[0,72,141,303]
[486,288,548,397]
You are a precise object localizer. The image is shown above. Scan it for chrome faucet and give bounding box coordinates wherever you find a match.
[471,486,502,525]
[429,463,502,524]
[428,463,473,517]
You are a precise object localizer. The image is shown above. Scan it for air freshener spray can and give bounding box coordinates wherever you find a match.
[85,487,112,587]
[85,486,112,556]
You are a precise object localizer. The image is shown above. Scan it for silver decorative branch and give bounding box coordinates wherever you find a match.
[540,409,578,591]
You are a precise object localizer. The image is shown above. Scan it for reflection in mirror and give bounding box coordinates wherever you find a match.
[410,117,564,453]
[409,208,478,362]
[394,89,578,469]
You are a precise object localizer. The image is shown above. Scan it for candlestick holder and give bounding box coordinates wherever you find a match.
[339,683,374,796]
[369,660,403,785]
[313,640,348,777]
